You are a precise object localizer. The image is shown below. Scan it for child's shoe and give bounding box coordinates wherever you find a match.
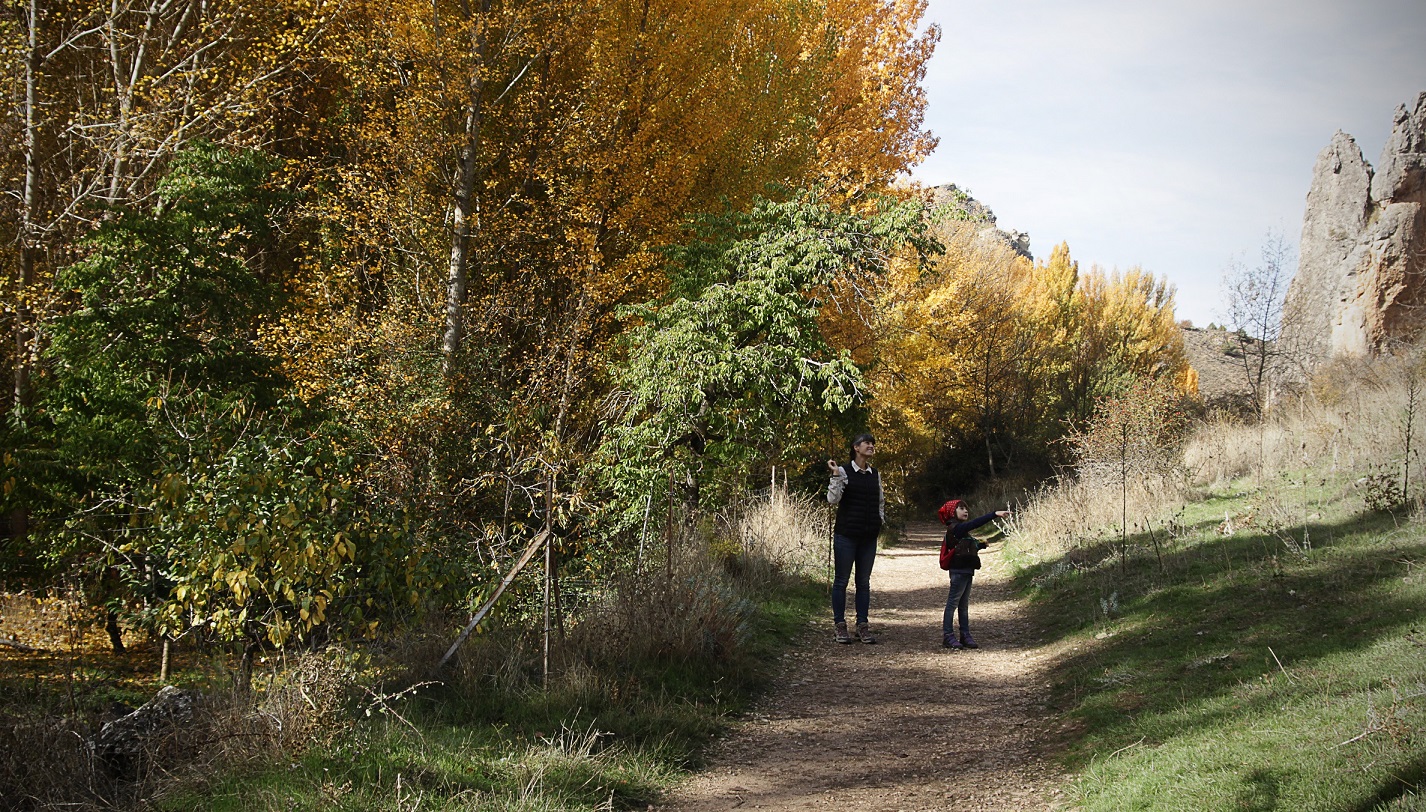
[942,634,963,650]
[960,633,979,649]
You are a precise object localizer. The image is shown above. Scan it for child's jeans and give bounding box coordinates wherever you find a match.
[943,571,974,637]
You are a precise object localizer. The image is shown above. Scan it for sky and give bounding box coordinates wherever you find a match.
[909,0,1426,327]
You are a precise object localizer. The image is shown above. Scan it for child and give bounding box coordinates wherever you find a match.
[939,499,1011,650]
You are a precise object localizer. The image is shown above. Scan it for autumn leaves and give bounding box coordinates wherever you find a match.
[0,0,1192,654]
[1,0,949,647]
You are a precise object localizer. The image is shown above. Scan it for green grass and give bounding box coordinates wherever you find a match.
[173,722,679,811]
[152,575,826,811]
[1009,475,1426,811]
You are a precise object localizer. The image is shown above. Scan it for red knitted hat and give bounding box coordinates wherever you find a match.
[937,499,964,525]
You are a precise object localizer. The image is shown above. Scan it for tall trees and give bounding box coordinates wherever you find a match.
[601,193,931,531]
[2,0,330,549]
[866,229,1191,499]
[1,0,947,647]
[263,0,945,547]
[1,0,328,402]
[813,0,939,198]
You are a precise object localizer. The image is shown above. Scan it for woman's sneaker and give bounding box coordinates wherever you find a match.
[960,634,979,649]
[942,634,963,650]
[857,623,878,644]
[834,622,853,644]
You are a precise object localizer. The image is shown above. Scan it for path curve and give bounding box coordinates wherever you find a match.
[657,522,1069,811]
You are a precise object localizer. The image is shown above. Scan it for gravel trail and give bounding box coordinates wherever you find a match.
[656,522,1070,811]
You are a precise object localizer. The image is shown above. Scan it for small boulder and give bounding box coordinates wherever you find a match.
[90,685,200,778]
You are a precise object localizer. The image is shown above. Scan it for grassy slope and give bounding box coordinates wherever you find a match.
[1007,472,1426,811]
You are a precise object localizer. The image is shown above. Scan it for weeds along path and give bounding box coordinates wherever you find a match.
[658,522,1067,812]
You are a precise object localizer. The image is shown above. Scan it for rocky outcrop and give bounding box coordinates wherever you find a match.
[1280,132,1373,365]
[1283,93,1426,364]
[925,183,1033,261]
[90,685,200,778]
[1371,98,1426,205]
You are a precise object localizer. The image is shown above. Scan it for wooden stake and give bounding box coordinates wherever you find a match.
[543,474,553,689]
[439,527,551,669]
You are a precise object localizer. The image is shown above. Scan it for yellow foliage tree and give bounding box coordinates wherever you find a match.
[166,0,946,602]
[865,226,1192,500]
[1,0,944,645]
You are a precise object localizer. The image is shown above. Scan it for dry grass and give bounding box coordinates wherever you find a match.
[1186,354,1423,491]
[562,491,827,683]
[442,491,829,708]
[0,647,368,811]
[0,707,100,810]
[3,491,831,810]
[1003,476,1188,565]
[1006,351,1426,564]
[723,490,832,579]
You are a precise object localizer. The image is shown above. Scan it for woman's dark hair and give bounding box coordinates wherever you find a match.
[851,433,875,451]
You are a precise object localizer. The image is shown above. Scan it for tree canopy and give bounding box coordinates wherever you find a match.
[0,0,1197,656]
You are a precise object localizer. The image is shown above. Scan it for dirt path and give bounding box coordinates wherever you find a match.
[657,522,1069,811]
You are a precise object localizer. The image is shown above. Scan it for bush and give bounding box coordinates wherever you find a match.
[440,490,828,715]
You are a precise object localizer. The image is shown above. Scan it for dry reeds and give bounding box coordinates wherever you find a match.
[725,490,832,579]
[443,489,829,705]
[1006,475,1187,563]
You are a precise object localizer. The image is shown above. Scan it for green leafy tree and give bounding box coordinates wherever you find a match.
[13,145,434,661]
[16,144,286,645]
[597,193,930,538]
[141,408,428,659]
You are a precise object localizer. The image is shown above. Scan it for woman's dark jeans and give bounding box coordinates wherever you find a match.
[831,532,878,624]
[943,571,974,637]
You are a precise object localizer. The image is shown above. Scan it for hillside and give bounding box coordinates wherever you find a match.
[1181,325,1255,407]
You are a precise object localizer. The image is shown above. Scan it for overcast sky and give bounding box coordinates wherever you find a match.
[909,0,1426,327]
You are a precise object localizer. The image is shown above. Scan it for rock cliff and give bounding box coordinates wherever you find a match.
[925,183,1033,260]
[1282,92,1426,364]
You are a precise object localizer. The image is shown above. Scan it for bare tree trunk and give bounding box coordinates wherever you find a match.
[105,609,126,654]
[1119,422,1128,573]
[237,635,257,693]
[441,2,491,374]
[105,0,133,205]
[542,474,552,688]
[9,0,40,543]
[981,344,997,478]
[14,0,39,413]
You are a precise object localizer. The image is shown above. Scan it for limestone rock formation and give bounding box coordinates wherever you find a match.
[1283,92,1426,365]
[1280,131,1373,365]
[1371,97,1426,205]
[925,183,1033,261]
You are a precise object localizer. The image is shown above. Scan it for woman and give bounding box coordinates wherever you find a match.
[939,499,1011,650]
[826,433,884,644]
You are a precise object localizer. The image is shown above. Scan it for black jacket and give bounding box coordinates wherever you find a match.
[945,512,999,572]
